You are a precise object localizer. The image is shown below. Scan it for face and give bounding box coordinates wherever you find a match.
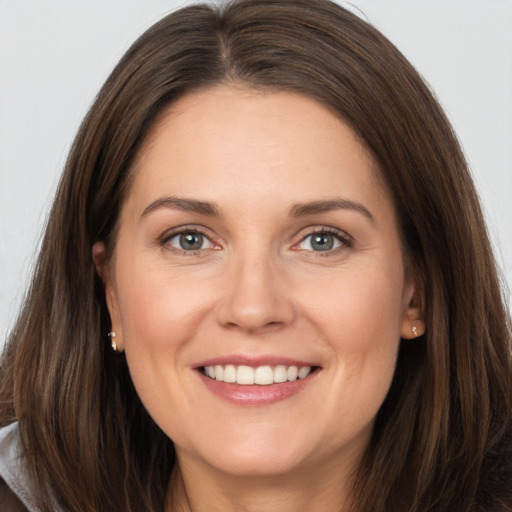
[94,86,423,481]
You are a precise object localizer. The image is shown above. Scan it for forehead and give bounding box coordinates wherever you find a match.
[124,85,391,220]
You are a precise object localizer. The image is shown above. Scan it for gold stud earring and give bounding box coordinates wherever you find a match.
[108,332,117,351]
[412,326,418,338]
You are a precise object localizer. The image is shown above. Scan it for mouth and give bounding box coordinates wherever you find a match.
[200,364,319,385]
[195,359,321,405]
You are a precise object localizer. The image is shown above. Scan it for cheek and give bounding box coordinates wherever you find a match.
[306,261,405,346]
[302,261,405,408]
[114,257,214,350]
[111,264,201,434]
[110,255,222,432]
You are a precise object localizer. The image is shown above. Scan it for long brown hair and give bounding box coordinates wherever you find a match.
[1,1,511,510]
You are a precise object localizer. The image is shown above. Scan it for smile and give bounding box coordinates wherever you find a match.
[201,364,313,385]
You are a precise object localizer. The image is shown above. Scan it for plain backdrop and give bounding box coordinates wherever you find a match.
[1,0,511,346]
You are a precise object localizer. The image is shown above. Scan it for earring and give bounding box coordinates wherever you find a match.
[412,326,418,338]
[108,332,117,351]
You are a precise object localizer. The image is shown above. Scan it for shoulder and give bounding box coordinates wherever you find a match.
[0,423,38,512]
[0,476,29,512]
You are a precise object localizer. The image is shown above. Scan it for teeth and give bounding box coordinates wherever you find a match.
[237,365,255,385]
[203,364,313,385]
[287,366,298,381]
[298,366,311,379]
[273,365,288,383]
[255,366,274,385]
[223,364,237,383]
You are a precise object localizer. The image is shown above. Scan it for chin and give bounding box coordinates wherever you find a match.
[207,450,309,478]
[184,427,326,478]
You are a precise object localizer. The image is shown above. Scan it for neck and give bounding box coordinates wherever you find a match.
[166,451,359,512]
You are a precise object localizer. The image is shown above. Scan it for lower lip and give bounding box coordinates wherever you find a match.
[197,370,318,405]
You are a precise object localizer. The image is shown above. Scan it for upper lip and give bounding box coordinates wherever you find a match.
[193,355,320,369]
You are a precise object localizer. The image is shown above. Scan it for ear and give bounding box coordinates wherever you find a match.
[400,275,425,340]
[92,242,124,351]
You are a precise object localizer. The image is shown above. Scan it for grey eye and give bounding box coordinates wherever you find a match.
[169,232,209,251]
[299,232,342,252]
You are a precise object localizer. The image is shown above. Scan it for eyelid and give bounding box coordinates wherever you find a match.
[160,225,220,251]
[292,226,353,252]
[158,224,352,255]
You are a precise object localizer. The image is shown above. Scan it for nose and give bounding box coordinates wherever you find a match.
[216,250,296,333]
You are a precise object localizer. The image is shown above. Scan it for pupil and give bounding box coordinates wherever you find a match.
[312,233,333,251]
[180,233,203,250]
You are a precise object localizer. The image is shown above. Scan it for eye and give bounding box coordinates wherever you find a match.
[166,231,212,251]
[297,231,348,252]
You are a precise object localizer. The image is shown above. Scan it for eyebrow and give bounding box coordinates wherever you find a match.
[140,196,374,224]
[140,196,221,219]
[289,198,375,223]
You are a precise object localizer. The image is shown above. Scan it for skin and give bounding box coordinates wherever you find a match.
[94,85,424,512]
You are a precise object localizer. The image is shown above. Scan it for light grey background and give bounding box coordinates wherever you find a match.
[1,1,511,345]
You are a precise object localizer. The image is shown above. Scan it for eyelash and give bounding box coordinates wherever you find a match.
[160,226,216,256]
[294,228,352,255]
[160,226,352,256]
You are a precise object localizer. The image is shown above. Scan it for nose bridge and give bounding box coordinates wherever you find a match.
[217,239,294,331]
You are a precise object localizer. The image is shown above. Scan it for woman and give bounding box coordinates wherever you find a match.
[0,0,511,511]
